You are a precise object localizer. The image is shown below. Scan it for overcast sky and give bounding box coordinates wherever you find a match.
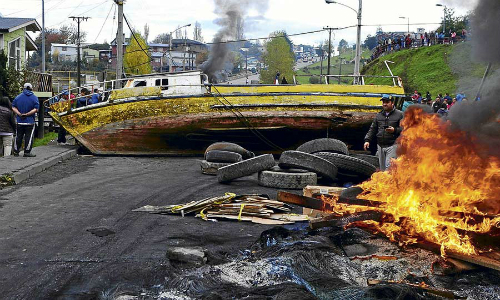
[0,0,476,47]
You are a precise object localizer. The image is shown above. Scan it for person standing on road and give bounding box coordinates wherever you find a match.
[363,94,403,171]
[275,71,280,85]
[0,96,16,156]
[12,83,39,157]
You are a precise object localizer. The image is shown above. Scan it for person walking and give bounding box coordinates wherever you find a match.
[12,83,39,157]
[363,94,404,171]
[0,96,16,156]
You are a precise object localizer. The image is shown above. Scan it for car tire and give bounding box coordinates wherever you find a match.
[217,154,276,183]
[296,138,349,155]
[205,142,255,160]
[258,170,317,189]
[205,150,243,163]
[351,154,380,169]
[278,150,337,181]
[314,152,376,178]
[200,160,232,176]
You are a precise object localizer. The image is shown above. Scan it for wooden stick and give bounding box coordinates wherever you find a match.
[309,211,385,230]
[367,279,465,299]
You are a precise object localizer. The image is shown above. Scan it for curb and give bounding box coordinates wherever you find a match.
[11,149,78,184]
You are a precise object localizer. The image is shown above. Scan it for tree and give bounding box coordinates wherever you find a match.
[124,32,152,75]
[0,50,8,97]
[338,39,349,54]
[152,33,171,44]
[435,7,469,34]
[260,31,295,84]
[363,35,377,50]
[193,21,204,42]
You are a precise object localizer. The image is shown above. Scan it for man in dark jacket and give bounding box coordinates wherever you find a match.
[12,83,39,157]
[363,94,404,171]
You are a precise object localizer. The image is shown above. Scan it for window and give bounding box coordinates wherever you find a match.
[62,47,67,51]
[154,78,168,90]
[134,80,147,87]
[8,38,21,70]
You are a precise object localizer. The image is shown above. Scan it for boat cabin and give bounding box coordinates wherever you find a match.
[123,71,208,96]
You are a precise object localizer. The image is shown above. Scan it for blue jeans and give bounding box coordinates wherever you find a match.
[377,144,397,171]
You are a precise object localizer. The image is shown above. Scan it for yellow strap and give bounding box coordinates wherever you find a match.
[199,208,207,220]
[170,205,184,213]
[238,204,246,221]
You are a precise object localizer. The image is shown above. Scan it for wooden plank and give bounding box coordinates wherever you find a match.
[309,211,385,230]
[367,279,463,299]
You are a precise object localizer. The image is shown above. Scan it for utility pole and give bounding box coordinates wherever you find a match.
[323,27,334,84]
[338,58,343,84]
[41,0,45,72]
[353,0,362,85]
[115,0,124,85]
[69,16,89,88]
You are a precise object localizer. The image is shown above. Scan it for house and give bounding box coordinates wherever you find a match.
[110,38,208,72]
[0,16,41,70]
[50,43,93,62]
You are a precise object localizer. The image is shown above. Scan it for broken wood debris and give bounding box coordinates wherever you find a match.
[367,279,466,299]
[133,193,308,225]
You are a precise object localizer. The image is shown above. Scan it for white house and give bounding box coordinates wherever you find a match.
[50,43,92,62]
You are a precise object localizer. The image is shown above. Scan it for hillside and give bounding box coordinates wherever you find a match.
[361,42,496,98]
[296,49,371,85]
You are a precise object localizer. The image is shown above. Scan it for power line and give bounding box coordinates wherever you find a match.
[93,3,115,43]
[74,0,109,17]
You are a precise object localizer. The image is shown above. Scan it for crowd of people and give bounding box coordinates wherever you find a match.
[370,29,468,62]
[402,90,468,116]
[0,83,40,157]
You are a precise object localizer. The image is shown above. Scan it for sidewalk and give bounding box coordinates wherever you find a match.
[0,145,78,185]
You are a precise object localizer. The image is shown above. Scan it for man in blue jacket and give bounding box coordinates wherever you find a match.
[363,94,404,171]
[12,83,39,157]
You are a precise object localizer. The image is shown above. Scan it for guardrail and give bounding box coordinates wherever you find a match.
[294,74,402,87]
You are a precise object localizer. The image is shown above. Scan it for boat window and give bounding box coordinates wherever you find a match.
[155,79,161,86]
[134,80,147,87]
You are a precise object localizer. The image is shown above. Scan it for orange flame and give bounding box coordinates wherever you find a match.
[356,107,500,256]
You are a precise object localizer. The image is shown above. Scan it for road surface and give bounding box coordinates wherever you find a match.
[0,156,288,298]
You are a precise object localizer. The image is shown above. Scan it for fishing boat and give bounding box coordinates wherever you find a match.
[47,71,405,155]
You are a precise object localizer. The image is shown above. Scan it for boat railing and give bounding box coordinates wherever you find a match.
[294,74,402,87]
[44,79,211,107]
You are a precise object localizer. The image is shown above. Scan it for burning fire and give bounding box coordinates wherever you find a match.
[333,107,500,256]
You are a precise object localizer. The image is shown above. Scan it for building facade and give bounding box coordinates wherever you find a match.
[0,17,40,70]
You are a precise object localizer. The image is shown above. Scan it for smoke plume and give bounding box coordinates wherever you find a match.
[448,0,500,157]
[201,0,269,82]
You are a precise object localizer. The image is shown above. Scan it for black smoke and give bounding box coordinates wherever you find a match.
[448,0,500,157]
[201,0,269,82]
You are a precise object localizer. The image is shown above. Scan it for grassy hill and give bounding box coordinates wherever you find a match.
[296,49,371,85]
[361,42,495,98]
[294,42,495,99]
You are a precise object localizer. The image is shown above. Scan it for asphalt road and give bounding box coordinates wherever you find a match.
[0,156,292,299]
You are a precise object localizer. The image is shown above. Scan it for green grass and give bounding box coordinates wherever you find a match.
[296,48,372,84]
[361,42,496,98]
[33,132,58,148]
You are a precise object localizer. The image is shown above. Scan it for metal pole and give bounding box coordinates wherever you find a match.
[41,0,45,72]
[475,62,492,101]
[443,8,446,34]
[245,50,248,84]
[326,28,332,84]
[353,0,362,84]
[407,17,410,34]
[169,34,172,73]
[338,58,342,84]
[76,19,81,88]
[116,0,124,84]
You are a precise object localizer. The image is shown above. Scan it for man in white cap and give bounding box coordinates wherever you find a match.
[12,83,39,157]
[363,94,403,171]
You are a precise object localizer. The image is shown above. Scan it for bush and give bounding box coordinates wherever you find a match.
[309,76,320,84]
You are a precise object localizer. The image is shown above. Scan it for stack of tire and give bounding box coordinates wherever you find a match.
[288,138,378,184]
[200,142,255,175]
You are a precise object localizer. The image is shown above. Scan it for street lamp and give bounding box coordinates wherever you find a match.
[325,0,362,84]
[169,23,191,73]
[241,48,249,84]
[399,16,409,34]
[436,4,446,34]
